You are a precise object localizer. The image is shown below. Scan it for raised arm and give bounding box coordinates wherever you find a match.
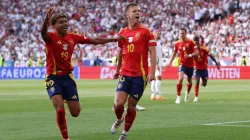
[41,7,54,42]
[191,49,200,57]
[184,45,200,58]
[113,47,123,79]
[89,36,125,45]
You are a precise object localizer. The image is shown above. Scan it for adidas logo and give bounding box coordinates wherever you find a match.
[72,95,77,99]
[134,94,138,98]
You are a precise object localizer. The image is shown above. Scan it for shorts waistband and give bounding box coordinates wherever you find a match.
[56,70,72,76]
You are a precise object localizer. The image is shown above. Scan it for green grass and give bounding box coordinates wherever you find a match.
[0,80,250,140]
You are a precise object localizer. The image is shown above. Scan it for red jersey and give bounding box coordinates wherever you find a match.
[45,32,90,75]
[118,24,156,76]
[174,39,197,68]
[194,46,211,70]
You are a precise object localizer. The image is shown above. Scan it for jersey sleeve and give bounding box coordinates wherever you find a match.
[72,33,91,44]
[118,40,123,48]
[191,40,197,50]
[145,29,156,47]
[117,30,123,48]
[174,42,178,53]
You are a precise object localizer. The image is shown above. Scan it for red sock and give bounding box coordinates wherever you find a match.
[194,85,199,97]
[56,109,69,139]
[114,104,124,120]
[124,109,136,132]
[176,84,182,96]
[187,84,192,93]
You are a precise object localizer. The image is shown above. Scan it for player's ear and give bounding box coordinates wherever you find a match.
[125,13,128,19]
[52,24,56,29]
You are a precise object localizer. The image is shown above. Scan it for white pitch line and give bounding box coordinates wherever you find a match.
[215,125,250,128]
[203,120,250,126]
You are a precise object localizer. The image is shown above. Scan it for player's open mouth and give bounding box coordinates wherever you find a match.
[135,16,139,19]
[62,26,68,31]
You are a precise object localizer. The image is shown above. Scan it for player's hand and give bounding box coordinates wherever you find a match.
[167,63,172,68]
[147,73,155,83]
[184,54,189,58]
[113,71,120,79]
[216,63,220,70]
[45,6,55,21]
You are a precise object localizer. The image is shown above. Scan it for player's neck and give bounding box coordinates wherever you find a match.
[56,31,67,38]
[180,38,187,41]
[128,22,139,30]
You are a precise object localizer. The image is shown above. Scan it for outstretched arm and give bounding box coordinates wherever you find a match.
[184,49,200,58]
[89,36,125,45]
[184,39,200,58]
[41,6,54,42]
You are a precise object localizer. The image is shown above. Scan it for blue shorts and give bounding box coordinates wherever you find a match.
[45,73,79,101]
[178,65,194,78]
[116,75,147,101]
[195,69,208,80]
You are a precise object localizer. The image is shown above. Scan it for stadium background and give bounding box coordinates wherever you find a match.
[1,0,250,140]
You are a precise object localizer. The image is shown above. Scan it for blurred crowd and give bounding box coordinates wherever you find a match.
[0,0,249,67]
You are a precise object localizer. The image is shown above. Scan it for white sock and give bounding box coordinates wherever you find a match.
[151,80,156,95]
[122,130,128,135]
[155,80,161,97]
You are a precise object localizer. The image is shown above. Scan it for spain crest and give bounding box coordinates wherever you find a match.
[128,37,133,43]
[135,32,140,40]
[63,44,68,50]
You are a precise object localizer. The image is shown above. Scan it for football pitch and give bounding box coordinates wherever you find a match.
[0,79,250,140]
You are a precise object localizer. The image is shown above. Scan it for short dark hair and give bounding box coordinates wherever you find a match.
[199,35,204,42]
[125,3,138,14]
[51,13,67,25]
[180,28,187,33]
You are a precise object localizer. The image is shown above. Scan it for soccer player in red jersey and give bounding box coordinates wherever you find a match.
[193,36,220,102]
[110,3,156,140]
[41,7,124,140]
[168,28,199,104]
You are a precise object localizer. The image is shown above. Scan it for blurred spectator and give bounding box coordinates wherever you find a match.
[37,55,45,67]
[111,56,117,66]
[0,54,4,67]
[93,56,103,66]
[0,0,249,67]
[241,55,247,66]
